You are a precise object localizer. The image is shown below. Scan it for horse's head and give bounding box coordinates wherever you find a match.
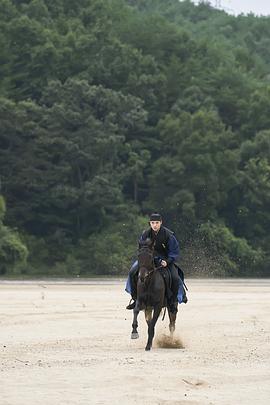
[138,238,154,283]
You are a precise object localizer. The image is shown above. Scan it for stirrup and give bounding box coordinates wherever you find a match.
[126,299,136,310]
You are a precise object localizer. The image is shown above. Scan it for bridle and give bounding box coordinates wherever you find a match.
[138,245,163,283]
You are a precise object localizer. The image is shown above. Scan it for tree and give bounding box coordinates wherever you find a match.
[0,195,28,275]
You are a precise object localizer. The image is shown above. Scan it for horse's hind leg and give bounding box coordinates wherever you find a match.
[131,303,140,339]
[145,306,161,351]
[168,310,177,337]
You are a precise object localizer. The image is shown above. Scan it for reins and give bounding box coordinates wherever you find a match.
[140,264,164,282]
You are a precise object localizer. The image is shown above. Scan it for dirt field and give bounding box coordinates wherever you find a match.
[0,279,269,405]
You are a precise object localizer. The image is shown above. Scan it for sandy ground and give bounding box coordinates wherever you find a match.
[0,279,270,405]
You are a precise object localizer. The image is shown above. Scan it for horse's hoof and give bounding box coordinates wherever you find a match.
[145,345,151,351]
[131,332,139,339]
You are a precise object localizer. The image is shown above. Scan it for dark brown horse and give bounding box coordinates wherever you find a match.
[131,239,178,351]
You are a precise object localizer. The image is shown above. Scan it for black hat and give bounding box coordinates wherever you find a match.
[149,212,162,221]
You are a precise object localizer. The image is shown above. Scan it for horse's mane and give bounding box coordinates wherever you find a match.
[138,238,154,269]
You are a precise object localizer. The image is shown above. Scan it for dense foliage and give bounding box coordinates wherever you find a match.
[0,0,270,276]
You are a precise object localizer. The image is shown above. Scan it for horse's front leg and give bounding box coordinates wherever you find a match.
[131,302,140,339]
[145,307,152,325]
[145,305,162,351]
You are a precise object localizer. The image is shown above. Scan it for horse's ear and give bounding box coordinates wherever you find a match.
[138,240,144,249]
[145,238,154,249]
[139,238,151,249]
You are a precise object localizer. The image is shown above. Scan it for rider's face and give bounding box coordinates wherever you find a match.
[149,220,162,232]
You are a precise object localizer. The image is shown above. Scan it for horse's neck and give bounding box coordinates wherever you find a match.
[148,269,162,286]
[138,256,153,268]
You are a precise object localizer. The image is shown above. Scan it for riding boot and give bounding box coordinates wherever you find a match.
[161,269,173,302]
[126,287,137,309]
[169,264,181,312]
[126,274,138,310]
[182,288,188,304]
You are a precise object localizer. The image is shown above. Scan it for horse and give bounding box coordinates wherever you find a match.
[130,239,178,351]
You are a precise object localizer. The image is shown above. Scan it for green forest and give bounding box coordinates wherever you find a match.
[0,0,270,277]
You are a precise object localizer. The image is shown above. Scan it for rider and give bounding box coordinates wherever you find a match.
[126,212,187,313]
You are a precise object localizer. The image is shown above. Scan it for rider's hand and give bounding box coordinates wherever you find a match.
[161,260,167,267]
